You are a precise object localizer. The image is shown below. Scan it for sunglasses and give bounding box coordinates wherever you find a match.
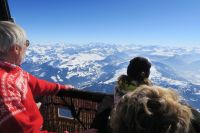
[25,40,30,47]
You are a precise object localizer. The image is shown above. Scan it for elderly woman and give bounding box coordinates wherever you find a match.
[0,21,76,133]
[111,85,196,133]
[114,56,152,104]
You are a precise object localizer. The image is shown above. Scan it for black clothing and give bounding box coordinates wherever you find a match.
[90,96,113,133]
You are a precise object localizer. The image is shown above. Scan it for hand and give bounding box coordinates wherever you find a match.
[64,84,75,90]
[36,102,42,109]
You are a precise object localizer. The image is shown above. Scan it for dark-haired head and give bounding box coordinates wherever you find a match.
[127,57,151,82]
[115,57,152,102]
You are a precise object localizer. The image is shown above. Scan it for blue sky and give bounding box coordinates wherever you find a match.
[9,0,200,46]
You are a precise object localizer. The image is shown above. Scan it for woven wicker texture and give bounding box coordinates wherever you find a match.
[38,90,113,133]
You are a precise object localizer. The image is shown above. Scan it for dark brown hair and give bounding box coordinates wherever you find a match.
[127,57,151,81]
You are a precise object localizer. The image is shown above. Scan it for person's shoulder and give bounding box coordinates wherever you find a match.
[190,108,200,133]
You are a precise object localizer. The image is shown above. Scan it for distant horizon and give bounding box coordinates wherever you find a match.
[9,0,200,47]
[30,41,200,48]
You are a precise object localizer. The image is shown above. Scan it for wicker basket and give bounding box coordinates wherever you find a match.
[38,90,113,133]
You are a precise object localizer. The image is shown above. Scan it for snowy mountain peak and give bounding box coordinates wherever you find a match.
[22,43,200,109]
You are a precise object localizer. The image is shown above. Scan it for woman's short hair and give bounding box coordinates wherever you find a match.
[0,21,27,53]
[110,85,193,133]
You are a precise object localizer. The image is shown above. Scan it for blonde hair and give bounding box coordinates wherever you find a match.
[110,85,193,133]
[0,21,27,54]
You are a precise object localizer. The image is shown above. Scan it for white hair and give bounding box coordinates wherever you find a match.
[0,21,27,53]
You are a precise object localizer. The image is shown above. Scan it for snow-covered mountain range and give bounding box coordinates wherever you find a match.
[21,43,200,110]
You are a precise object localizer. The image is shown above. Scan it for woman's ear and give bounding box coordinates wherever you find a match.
[10,44,20,55]
[141,72,146,78]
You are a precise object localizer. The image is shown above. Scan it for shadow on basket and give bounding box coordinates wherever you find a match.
[35,89,114,133]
